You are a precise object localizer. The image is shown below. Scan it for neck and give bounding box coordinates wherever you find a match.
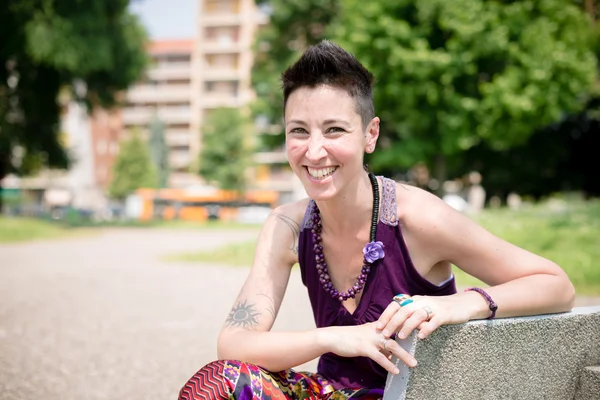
[315,171,375,235]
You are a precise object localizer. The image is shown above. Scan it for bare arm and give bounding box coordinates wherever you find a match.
[418,191,574,318]
[217,203,329,371]
[378,187,575,340]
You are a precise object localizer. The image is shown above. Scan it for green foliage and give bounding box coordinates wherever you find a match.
[331,0,597,173]
[198,108,253,192]
[148,115,169,188]
[252,0,598,185]
[109,131,157,200]
[455,199,600,295]
[0,0,148,187]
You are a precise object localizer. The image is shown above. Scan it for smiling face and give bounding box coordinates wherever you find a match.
[285,84,379,201]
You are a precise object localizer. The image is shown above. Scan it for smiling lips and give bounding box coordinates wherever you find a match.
[306,166,338,180]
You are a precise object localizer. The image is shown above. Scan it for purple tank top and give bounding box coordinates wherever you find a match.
[298,177,457,390]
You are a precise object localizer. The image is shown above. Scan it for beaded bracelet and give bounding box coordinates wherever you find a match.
[465,287,498,319]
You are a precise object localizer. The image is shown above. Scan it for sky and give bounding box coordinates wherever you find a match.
[130,0,197,40]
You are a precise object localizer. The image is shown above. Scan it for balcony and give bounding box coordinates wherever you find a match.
[146,62,191,81]
[169,151,192,169]
[202,40,242,54]
[203,67,240,81]
[165,129,191,146]
[126,84,190,104]
[122,107,191,126]
[201,94,243,109]
[201,13,242,27]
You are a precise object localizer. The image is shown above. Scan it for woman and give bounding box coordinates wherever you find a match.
[179,40,574,399]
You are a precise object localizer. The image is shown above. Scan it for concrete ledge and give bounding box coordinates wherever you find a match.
[384,306,600,400]
[575,366,600,400]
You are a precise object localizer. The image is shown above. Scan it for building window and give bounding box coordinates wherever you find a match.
[205,27,239,44]
[205,0,239,14]
[205,81,238,97]
[97,140,107,155]
[205,53,238,69]
[110,141,119,155]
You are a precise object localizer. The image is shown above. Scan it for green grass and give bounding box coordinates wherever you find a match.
[166,240,258,266]
[145,220,261,230]
[168,199,600,295]
[466,200,600,295]
[0,216,75,243]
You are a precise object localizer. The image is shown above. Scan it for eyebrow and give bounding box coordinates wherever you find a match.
[285,119,351,127]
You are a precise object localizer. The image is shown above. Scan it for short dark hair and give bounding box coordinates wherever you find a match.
[281,40,375,130]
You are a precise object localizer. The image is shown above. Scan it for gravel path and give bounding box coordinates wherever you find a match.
[0,228,316,400]
[1,228,597,400]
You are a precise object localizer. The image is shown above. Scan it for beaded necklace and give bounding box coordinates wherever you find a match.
[311,172,384,302]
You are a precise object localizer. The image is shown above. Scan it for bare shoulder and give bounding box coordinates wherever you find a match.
[395,182,450,230]
[270,198,310,233]
[259,198,310,260]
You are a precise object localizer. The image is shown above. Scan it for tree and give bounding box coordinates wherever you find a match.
[148,115,169,188]
[108,131,157,200]
[198,108,252,193]
[0,0,148,211]
[331,0,598,181]
[251,0,339,149]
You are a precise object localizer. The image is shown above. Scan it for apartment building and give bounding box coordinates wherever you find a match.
[122,39,196,188]
[120,0,271,189]
[195,0,301,200]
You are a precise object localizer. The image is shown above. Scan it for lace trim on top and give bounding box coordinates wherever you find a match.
[299,176,399,230]
[301,200,316,230]
[380,177,399,226]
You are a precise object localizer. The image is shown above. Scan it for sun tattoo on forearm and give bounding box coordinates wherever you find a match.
[225,300,260,329]
[273,213,300,254]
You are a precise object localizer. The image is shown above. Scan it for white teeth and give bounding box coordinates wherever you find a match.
[307,167,337,179]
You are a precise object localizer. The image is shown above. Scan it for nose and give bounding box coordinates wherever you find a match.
[306,133,327,163]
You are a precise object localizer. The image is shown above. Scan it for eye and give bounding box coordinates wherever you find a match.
[289,127,308,134]
[326,127,345,133]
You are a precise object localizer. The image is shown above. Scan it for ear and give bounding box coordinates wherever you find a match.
[364,117,380,154]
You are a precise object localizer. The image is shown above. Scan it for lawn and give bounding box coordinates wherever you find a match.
[169,199,600,295]
[0,216,74,243]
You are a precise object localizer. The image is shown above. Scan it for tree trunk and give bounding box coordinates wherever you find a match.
[433,154,447,196]
[585,0,597,21]
[0,153,7,215]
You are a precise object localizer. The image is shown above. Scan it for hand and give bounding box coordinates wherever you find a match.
[324,322,418,374]
[376,294,473,341]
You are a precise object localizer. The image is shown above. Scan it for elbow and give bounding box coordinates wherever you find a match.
[555,267,576,312]
[217,331,235,361]
[563,279,576,312]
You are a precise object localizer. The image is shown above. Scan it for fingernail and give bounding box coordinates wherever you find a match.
[417,333,425,339]
[382,330,390,337]
[376,322,383,329]
[398,332,405,339]
[410,359,418,367]
[393,367,399,374]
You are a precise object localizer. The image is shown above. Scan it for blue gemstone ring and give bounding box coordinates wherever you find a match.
[400,298,414,307]
[393,294,412,306]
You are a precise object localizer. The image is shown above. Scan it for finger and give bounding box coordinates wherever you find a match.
[384,339,418,368]
[397,308,428,339]
[381,307,411,338]
[417,315,443,339]
[376,302,400,330]
[369,348,401,375]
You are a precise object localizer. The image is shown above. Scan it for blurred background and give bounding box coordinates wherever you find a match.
[1,0,599,399]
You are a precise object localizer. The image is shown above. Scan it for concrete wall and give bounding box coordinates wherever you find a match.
[384,306,600,400]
